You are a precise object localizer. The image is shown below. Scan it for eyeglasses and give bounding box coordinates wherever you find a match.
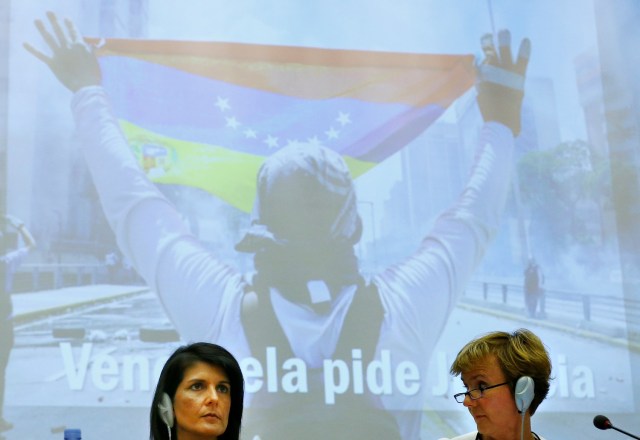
[453,381,511,403]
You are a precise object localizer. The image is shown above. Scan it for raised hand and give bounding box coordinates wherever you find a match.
[476,29,531,136]
[24,11,102,92]
[3,214,23,228]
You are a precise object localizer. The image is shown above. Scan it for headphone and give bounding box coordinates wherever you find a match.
[514,376,535,413]
[158,392,174,438]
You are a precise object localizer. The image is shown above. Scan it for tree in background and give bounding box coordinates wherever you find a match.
[517,140,613,279]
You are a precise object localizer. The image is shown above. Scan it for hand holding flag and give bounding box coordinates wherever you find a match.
[24,11,102,92]
[24,11,477,213]
[476,29,531,136]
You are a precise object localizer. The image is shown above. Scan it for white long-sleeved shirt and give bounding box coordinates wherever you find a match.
[72,86,514,439]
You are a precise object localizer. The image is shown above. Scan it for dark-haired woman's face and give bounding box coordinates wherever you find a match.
[174,361,231,440]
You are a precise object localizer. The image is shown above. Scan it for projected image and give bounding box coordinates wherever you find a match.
[2,1,639,439]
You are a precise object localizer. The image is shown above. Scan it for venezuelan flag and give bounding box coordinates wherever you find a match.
[94,39,474,212]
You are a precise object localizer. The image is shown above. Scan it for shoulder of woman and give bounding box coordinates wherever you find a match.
[438,432,478,440]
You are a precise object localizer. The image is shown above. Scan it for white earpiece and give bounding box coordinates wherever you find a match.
[514,376,535,413]
[158,392,174,428]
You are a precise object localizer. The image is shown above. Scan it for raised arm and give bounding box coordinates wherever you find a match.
[377,30,532,337]
[24,12,242,341]
[23,11,102,92]
[4,216,36,250]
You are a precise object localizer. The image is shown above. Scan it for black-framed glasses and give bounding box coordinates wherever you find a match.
[453,381,511,403]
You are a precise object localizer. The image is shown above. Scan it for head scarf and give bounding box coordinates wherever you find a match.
[236,143,362,253]
[236,143,364,305]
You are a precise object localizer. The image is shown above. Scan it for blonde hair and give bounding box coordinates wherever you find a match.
[450,328,552,415]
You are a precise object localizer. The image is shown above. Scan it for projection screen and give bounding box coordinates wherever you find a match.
[1,0,639,439]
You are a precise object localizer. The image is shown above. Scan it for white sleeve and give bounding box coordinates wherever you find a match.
[377,121,514,346]
[71,86,244,340]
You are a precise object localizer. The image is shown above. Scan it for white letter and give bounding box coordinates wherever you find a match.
[571,366,595,398]
[431,351,448,396]
[152,356,168,387]
[123,355,150,391]
[351,349,364,394]
[60,342,92,390]
[92,353,119,391]
[396,361,420,395]
[282,358,308,393]
[367,350,392,395]
[266,347,278,392]
[240,357,264,394]
[323,359,349,404]
[557,355,569,397]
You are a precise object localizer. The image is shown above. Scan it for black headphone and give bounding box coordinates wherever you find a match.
[514,376,535,413]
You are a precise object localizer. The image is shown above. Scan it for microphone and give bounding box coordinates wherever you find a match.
[593,415,640,440]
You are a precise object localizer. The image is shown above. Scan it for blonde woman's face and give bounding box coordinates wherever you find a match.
[460,355,522,440]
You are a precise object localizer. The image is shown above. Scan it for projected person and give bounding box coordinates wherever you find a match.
[524,258,544,318]
[441,329,552,440]
[26,12,531,440]
[0,215,36,433]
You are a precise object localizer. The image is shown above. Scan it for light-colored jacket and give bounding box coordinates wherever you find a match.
[439,432,546,440]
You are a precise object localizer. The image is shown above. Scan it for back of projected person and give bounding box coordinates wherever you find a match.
[26,12,532,439]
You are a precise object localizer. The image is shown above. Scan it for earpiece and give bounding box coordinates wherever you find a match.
[158,392,174,428]
[514,376,535,413]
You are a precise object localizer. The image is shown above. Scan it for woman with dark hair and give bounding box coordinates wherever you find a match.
[150,342,244,440]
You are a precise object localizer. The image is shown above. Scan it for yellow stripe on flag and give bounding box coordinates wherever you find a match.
[120,120,375,213]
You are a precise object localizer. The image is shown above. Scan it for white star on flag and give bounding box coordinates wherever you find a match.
[336,112,351,126]
[215,97,231,112]
[264,135,279,149]
[225,116,240,129]
[325,127,339,140]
